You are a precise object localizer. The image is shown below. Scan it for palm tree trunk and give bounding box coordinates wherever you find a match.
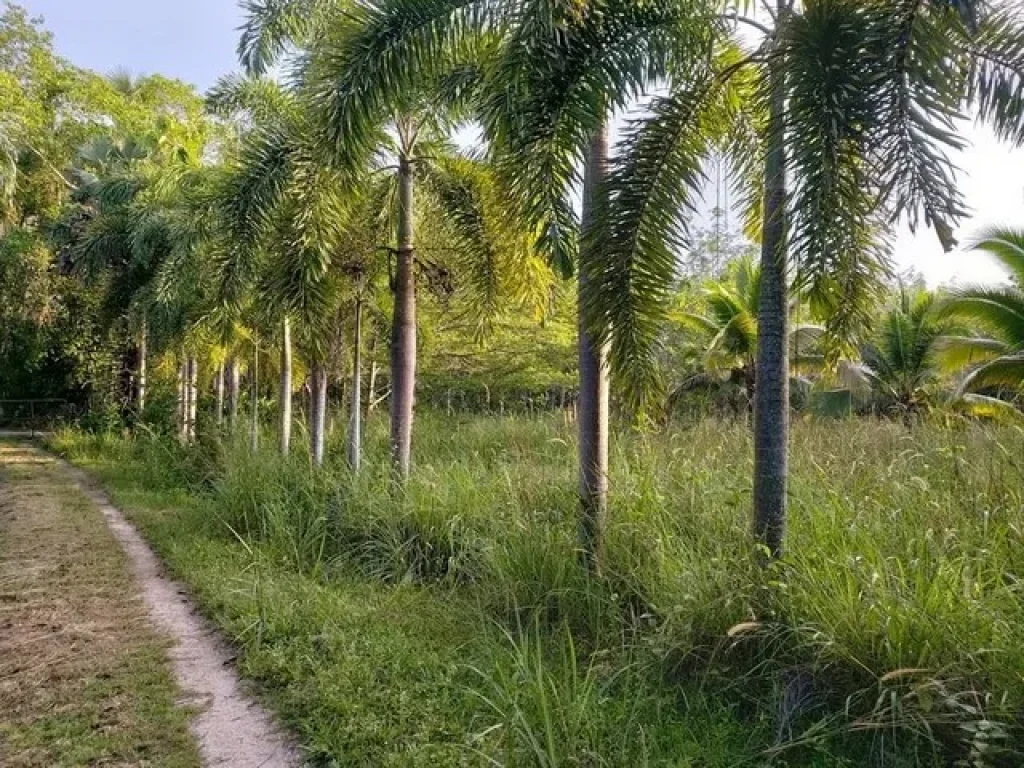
[187,355,198,443]
[753,10,790,559]
[348,296,363,473]
[279,316,292,456]
[310,361,327,466]
[250,335,259,452]
[215,361,225,427]
[136,318,147,416]
[228,356,240,427]
[577,122,610,574]
[390,155,416,480]
[176,356,187,443]
[366,334,379,416]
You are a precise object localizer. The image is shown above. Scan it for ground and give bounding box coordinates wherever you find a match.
[0,440,200,768]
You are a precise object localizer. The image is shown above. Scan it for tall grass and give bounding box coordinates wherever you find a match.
[51,413,1024,765]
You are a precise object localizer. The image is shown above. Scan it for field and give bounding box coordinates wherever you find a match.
[50,413,1024,766]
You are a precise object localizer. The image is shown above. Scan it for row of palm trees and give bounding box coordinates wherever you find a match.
[74,0,1024,566]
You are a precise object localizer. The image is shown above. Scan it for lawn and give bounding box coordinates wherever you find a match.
[50,413,1024,766]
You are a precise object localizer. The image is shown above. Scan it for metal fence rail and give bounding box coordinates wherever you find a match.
[0,399,72,436]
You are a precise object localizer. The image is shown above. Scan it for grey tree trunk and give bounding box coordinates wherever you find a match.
[279,316,293,456]
[752,8,790,559]
[136,318,147,416]
[250,336,259,452]
[186,354,198,443]
[228,356,240,427]
[390,155,416,480]
[366,335,379,416]
[577,122,611,574]
[348,296,363,473]
[176,357,187,443]
[311,362,327,466]
[215,362,225,427]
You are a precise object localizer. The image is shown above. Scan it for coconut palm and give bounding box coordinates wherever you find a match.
[848,290,950,419]
[940,228,1024,407]
[676,256,823,415]
[586,0,1024,557]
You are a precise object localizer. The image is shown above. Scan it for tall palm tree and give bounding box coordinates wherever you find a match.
[586,0,1024,557]
[940,228,1024,406]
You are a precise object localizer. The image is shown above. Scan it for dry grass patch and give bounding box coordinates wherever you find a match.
[0,441,199,767]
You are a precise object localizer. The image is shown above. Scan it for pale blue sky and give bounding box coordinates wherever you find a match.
[21,0,240,91]
[21,0,1024,286]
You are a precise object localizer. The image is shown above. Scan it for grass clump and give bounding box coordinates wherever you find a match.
[49,413,1024,766]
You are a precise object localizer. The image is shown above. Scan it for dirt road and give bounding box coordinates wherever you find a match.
[0,441,299,767]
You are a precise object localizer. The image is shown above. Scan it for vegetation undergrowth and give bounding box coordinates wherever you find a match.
[50,413,1024,766]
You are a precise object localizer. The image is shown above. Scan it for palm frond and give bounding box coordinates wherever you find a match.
[933,334,1008,370]
[963,225,1024,283]
[959,352,1024,392]
[784,0,892,348]
[941,285,1024,346]
[206,73,295,122]
[238,0,335,75]
[955,392,1024,421]
[580,52,748,404]
[966,5,1024,146]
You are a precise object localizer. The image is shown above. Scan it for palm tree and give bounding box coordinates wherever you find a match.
[675,257,822,417]
[940,228,1024,407]
[586,0,1024,558]
[682,257,761,408]
[848,290,949,419]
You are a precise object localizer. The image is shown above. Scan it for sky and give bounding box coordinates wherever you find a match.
[19,0,1024,287]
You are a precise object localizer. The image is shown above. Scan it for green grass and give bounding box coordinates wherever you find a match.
[49,413,1024,766]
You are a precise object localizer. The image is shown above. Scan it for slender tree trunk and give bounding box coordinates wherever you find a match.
[228,356,240,427]
[348,296,363,473]
[215,362,225,427]
[279,316,292,456]
[187,355,198,443]
[310,362,327,466]
[176,356,187,443]
[390,155,416,480]
[753,8,790,559]
[136,318,147,417]
[366,335,379,416]
[250,335,259,452]
[577,122,611,574]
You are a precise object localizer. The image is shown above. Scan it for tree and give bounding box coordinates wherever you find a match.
[849,289,949,419]
[586,0,1024,558]
[940,228,1024,408]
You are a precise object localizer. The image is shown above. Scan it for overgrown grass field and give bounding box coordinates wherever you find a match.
[51,413,1024,766]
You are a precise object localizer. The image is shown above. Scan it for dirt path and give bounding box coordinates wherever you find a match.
[0,441,300,768]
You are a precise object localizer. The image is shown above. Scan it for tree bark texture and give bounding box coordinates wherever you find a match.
[752,9,790,560]
[577,122,610,574]
[390,155,416,480]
